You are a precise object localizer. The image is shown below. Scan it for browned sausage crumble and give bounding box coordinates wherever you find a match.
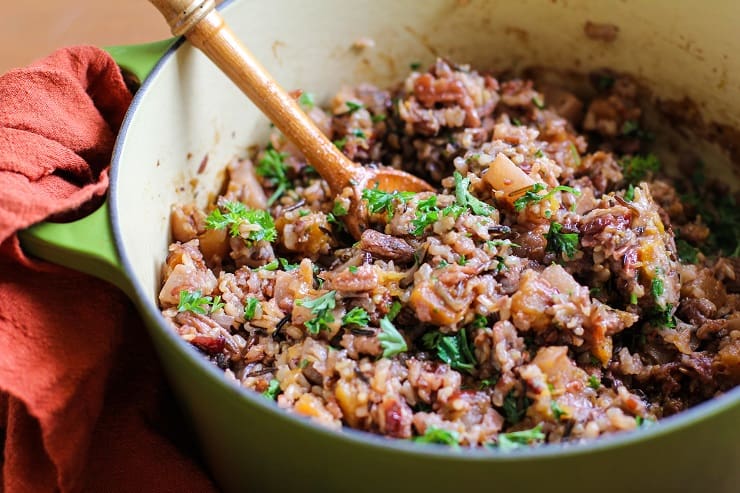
[159,59,740,449]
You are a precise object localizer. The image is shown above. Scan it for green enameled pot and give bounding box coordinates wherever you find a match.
[19,1,740,492]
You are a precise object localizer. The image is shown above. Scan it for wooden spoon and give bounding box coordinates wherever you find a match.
[148,0,434,239]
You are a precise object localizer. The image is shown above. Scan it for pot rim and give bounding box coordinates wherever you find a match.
[109,0,740,461]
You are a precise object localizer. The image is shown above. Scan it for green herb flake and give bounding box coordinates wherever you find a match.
[342,307,370,327]
[545,222,579,258]
[362,185,416,220]
[457,255,467,266]
[630,292,638,305]
[206,201,277,243]
[279,258,299,271]
[256,149,291,206]
[332,201,348,217]
[651,270,664,299]
[177,290,213,315]
[299,359,309,369]
[471,314,488,329]
[636,416,656,428]
[298,209,310,217]
[676,239,699,264]
[624,184,635,202]
[210,295,225,313]
[261,259,279,271]
[651,303,676,329]
[262,379,281,400]
[423,329,477,374]
[587,375,601,390]
[621,153,661,184]
[411,195,440,236]
[453,171,495,216]
[413,427,460,446]
[371,114,387,123]
[496,424,546,451]
[534,149,545,158]
[298,91,315,109]
[550,400,568,420]
[243,297,260,320]
[348,265,359,274]
[513,183,581,212]
[532,95,545,109]
[352,128,368,139]
[502,391,529,425]
[345,101,364,113]
[296,290,337,335]
[378,316,408,358]
[333,137,347,150]
[387,301,402,321]
[409,61,422,71]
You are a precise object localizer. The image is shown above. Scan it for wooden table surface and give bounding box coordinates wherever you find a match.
[1,1,170,74]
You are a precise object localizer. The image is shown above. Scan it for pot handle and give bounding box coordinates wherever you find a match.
[17,38,177,298]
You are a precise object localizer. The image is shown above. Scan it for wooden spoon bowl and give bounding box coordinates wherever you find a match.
[148,0,433,238]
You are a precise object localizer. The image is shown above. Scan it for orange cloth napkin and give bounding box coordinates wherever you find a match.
[0,47,217,493]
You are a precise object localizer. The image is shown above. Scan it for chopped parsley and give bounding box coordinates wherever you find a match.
[495,424,545,451]
[409,61,422,71]
[457,255,468,266]
[279,258,299,271]
[453,171,495,216]
[650,303,676,329]
[550,400,568,420]
[387,300,402,321]
[205,201,277,243]
[371,114,386,123]
[342,307,370,327]
[621,153,660,184]
[534,149,545,158]
[244,296,260,320]
[636,416,656,428]
[261,259,279,271]
[298,91,315,109]
[502,390,529,425]
[587,375,601,390]
[257,149,291,206]
[624,184,635,202]
[545,222,579,258]
[262,379,281,400]
[651,270,664,298]
[676,239,699,264]
[422,329,477,374]
[378,316,407,358]
[352,128,367,139]
[512,117,522,126]
[348,265,359,274]
[362,186,416,220]
[332,201,348,217]
[513,183,580,212]
[333,137,347,150]
[296,290,337,335]
[471,314,488,329]
[178,290,219,315]
[413,427,460,446]
[629,292,639,305]
[345,101,364,113]
[532,95,545,109]
[411,195,440,236]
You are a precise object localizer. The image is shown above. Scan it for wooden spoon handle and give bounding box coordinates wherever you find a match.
[148,0,359,196]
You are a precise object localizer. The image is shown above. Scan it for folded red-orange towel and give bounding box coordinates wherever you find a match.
[0,46,217,493]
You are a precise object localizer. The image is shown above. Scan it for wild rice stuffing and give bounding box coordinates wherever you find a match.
[159,60,740,449]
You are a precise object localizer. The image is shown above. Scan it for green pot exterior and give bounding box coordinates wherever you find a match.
[19,0,740,492]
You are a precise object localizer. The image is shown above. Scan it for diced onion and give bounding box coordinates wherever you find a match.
[482,153,535,205]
